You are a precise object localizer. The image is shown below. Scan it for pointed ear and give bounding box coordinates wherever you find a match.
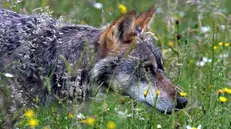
[135,4,157,33]
[99,10,137,57]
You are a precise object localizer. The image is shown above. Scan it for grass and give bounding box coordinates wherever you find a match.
[1,0,231,128]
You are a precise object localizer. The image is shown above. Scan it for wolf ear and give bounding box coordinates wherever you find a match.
[99,10,136,57]
[135,4,157,33]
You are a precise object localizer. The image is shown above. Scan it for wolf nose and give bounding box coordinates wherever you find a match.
[175,94,188,109]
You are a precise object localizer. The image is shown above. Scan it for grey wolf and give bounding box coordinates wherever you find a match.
[0,4,187,116]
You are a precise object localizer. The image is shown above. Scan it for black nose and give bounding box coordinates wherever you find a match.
[175,94,188,109]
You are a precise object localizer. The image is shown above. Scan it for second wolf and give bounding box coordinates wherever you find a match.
[0,4,187,114]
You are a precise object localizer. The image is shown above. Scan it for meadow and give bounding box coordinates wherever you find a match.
[1,0,231,128]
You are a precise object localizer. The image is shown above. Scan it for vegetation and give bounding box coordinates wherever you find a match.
[1,0,231,128]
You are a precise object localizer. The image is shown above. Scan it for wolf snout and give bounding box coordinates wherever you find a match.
[175,94,188,109]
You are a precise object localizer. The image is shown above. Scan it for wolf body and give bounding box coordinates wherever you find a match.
[0,5,187,117]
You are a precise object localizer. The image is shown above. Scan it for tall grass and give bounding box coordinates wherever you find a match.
[1,0,231,128]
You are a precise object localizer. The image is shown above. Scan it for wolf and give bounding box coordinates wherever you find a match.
[0,4,187,116]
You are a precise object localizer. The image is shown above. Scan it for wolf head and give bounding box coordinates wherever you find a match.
[90,4,187,113]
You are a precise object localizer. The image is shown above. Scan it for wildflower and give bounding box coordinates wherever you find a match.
[217,89,223,94]
[196,61,205,67]
[186,125,201,129]
[77,113,85,119]
[68,112,74,119]
[107,121,116,129]
[199,61,205,66]
[225,43,230,47]
[157,124,162,128]
[180,92,187,97]
[213,46,218,50]
[156,90,160,96]
[218,42,223,46]
[118,4,127,14]
[24,109,35,118]
[93,2,103,9]
[219,96,227,103]
[168,41,174,47]
[196,57,212,67]
[224,88,231,94]
[28,118,39,128]
[143,90,148,97]
[201,26,210,33]
[202,57,212,63]
[80,117,95,126]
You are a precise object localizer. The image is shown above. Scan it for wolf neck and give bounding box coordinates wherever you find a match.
[58,25,103,61]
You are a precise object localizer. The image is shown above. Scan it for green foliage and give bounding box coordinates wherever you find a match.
[1,0,231,128]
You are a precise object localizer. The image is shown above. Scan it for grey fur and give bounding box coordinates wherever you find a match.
[0,8,187,120]
[0,9,101,105]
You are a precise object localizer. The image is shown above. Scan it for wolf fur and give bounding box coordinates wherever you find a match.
[0,4,187,120]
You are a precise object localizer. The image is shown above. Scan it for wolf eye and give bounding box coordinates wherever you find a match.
[142,60,156,73]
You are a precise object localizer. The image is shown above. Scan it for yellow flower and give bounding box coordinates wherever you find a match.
[218,42,223,46]
[80,117,95,126]
[118,4,127,14]
[143,90,148,97]
[180,92,187,97]
[168,41,174,47]
[28,118,39,128]
[107,121,116,129]
[224,88,231,94]
[68,112,74,119]
[225,43,230,47]
[156,90,160,96]
[24,109,35,118]
[219,96,227,103]
[217,89,223,94]
[213,46,218,50]
[192,127,197,129]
